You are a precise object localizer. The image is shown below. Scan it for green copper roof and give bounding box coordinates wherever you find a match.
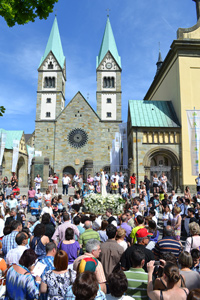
[39,17,65,68]
[96,17,121,68]
[0,129,23,149]
[129,100,180,127]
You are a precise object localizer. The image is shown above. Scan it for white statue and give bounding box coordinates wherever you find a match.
[100,170,107,197]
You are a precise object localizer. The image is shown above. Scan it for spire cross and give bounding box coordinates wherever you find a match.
[106,8,111,17]
[55,8,57,17]
[193,0,200,21]
[87,93,89,100]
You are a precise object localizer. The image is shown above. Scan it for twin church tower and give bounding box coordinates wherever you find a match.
[35,17,122,176]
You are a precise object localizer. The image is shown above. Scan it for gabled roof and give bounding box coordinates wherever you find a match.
[39,17,65,68]
[128,100,180,128]
[96,17,121,68]
[0,129,23,149]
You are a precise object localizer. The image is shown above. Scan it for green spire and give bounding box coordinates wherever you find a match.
[39,17,65,68]
[96,17,121,68]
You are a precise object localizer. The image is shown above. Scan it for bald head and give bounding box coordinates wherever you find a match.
[85,220,92,229]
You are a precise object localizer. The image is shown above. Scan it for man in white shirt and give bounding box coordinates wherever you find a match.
[196,174,200,192]
[62,173,71,195]
[111,172,119,183]
[36,189,43,207]
[6,232,28,265]
[73,173,79,183]
[118,172,124,194]
[41,201,54,218]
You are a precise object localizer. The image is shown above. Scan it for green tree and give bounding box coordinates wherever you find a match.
[0,106,6,117]
[0,0,58,27]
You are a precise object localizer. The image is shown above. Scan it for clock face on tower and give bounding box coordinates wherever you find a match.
[106,62,112,69]
[68,128,88,148]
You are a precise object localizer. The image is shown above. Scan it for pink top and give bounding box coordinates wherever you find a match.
[87,177,94,183]
[28,190,36,198]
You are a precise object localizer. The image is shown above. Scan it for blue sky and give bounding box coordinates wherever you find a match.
[0,0,197,133]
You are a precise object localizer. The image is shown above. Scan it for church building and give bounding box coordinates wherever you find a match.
[34,16,122,179]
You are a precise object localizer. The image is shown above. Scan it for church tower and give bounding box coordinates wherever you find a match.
[36,17,66,121]
[96,17,122,121]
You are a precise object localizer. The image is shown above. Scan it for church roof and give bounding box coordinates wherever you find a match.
[0,129,23,149]
[96,17,121,68]
[39,17,65,68]
[129,100,180,128]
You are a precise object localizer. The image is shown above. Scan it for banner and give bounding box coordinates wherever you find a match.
[35,151,42,157]
[28,147,35,175]
[119,123,128,168]
[12,140,20,172]
[187,110,200,176]
[0,132,7,166]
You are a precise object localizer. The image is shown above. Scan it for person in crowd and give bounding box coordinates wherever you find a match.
[184,222,200,252]
[153,226,182,259]
[27,186,36,213]
[41,201,55,223]
[30,223,49,259]
[129,173,136,188]
[124,248,148,299]
[188,207,199,224]
[117,214,131,242]
[171,206,182,241]
[2,220,22,258]
[106,208,117,227]
[73,239,106,294]
[147,261,189,300]
[34,174,42,193]
[30,196,41,219]
[126,210,135,228]
[116,227,127,251]
[6,232,28,265]
[57,227,80,268]
[152,173,159,193]
[62,173,71,195]
[191,249,200,273]
[73,215,85,239]
[5,249,40,300]
[79,220,100,253]
[52,213,79,244]
[184,186,191,199]
[111,177,119,194]
[195,174,200,192]
[99,224,124,280]
[20,195,28,213]
[27,215,40,234]
[97,220,108,243]
[47,174,54,194]
[162,204,173,227]
[5,207,22,226]
[43,189,52,204]
[40,242,57,275]
[130,215,145,245]
[6,194,18,211]
[121,227,154,272]
[121,184,128,199]
[132,204,142,218]
[64,271,106,300]
[179,251,200,290]
[118,172,124,194]
[107,270,133,300]
[5,183,12,198]
[40,250,76,300]
[146,220,159,250]
[41,213,55,241]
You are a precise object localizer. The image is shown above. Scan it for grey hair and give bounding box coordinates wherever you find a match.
[84,221,92,229]
[189,222,200,235]
[85,239,100,253]
[11,208,17,212]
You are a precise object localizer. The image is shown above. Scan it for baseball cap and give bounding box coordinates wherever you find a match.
[78,257,98,273]
[34,196,38,200]
[29,216,37,223]
[136,228,153,239]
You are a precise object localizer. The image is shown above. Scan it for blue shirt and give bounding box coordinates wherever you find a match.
[40,256,55,276]
[2,230,18,258]
[30,200,40,216]
[75,225,85,241]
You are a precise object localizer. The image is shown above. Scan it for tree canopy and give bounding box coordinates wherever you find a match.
[0,106,6,117]
[0,0,58,27]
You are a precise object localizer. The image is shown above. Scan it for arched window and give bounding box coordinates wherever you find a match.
[103,77,115,88]
[48,62,53,69]
[44,77,56,88]
[46,112,51,117]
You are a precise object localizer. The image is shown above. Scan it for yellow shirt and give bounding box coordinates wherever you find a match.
[130,225,145,244]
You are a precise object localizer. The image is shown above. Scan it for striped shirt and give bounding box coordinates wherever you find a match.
[124,268,148,300]
[79,229,100,252]
[153,236,182,258]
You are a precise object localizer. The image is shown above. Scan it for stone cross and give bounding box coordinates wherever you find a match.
[193,0,200,21]
[106,8,111,17]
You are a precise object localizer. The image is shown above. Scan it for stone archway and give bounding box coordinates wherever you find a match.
[143,147,180,192]
[17,156,26,187]
[63,166,76,181]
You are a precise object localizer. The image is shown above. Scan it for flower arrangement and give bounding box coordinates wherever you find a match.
[84,193,126,215]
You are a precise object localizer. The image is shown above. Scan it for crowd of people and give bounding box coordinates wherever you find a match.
[1,172,200,299]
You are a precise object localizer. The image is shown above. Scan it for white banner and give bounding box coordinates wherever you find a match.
[110,132,121,173]
[12,140,20,172]
[0,133,7,166]
[119,123,128,168]
[35,151,42,157]
[187,110,200,176]
[28,147,35,175]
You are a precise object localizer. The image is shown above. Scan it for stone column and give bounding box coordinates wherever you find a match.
[128,158,134,177]
[83,159,93,182]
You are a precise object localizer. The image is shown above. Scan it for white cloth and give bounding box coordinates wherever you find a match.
[74,198,81,205]
[0,219,5,237]
[62,176,71,185]
[196,177,200,186]
[6,245,27,265]
[162,212,173,227]
[117,240,127,251]
[111,174,119,183]
[118,175,124,183]
[106,295,134,300]
[41,206,53,216]
[100,171,107,197]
